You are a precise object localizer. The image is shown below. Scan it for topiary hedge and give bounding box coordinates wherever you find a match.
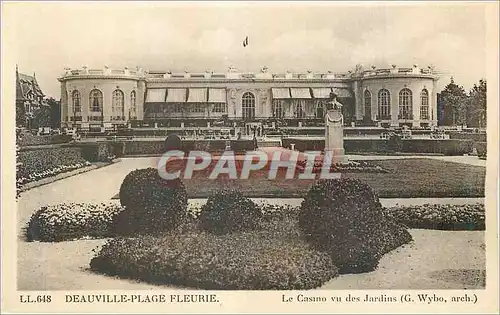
[26,202,124,242]
[198,189,262,235]
[298,178,412,274]
[116,168,188,235]
[90,229,338,290]
[384,203,485,230]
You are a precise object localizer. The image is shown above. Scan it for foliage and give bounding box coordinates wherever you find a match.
[116,168,188,235]
[440,77,469,126]
[17,147,90,184]
[298,178,412,273]
[198,189,262,235]
[26,203,124,242]
[467,79,487,128]
[385,203,485,230]
[90,226,338,290]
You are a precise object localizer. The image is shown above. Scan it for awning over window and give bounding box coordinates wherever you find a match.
[187,88,208,103]
[290,88,312,99]
[208,89,226,103]
[332,88,353,98]
[146,89,166,102]
[312,88,333,98]
[166,88,187,102]
[271,88,291,99]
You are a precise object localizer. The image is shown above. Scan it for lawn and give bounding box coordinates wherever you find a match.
[112,158,485,199]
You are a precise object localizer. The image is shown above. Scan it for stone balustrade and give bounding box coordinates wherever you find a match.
[60,64,437,81]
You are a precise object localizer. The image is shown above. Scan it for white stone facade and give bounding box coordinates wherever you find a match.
[58,65,439,129]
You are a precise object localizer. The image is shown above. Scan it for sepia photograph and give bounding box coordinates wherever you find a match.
[1,1,499,313]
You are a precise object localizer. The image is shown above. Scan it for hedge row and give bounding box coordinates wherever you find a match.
[103,139,255,156]
[90,229,338,290]
[475,142,487,158]
[17,147,88,181]
[384,203,485,230]
[282,138,474,155]
[17,134,73,147]
[25,201,487,243]
[26,203,124,242]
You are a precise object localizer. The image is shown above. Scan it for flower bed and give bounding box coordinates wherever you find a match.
[295,160,388,174]
[17,147,90,184]
[384,203,485,230]
[90,220,338,290]
[26,203,125,242]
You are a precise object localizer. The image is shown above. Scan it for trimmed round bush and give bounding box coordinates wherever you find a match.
[26,202,124,242]
[116,168,188,235]
[198,189,262,235]
[298,178,412,274]
[90,230,338,290]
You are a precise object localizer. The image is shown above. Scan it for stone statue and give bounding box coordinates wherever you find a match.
[324,92,347,163]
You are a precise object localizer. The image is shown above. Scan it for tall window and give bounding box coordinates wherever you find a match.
[378,89,390,118]
[212,103,226,113]
[295,100,305,118]
[420,89,429,120]
[364,90,372,120]
[72,90,81,113]
[89,89,103,112]
[315,101,324,118]
[173,103,183,113]
[112,89,125,120]
[242,92,255,120]
[399,88,413,119]
[272,100,285,118]
[130,90,136,111]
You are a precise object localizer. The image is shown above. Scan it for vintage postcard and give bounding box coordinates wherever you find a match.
[1,1,499,313]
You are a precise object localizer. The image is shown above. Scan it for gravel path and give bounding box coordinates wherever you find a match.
[17,229,485,291]
[16,156,486,290]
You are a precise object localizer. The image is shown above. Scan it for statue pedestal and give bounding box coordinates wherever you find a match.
[325,108,347,164]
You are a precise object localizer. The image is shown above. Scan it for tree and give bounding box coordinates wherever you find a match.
[439,77,468,126]
[46,97,61,128]
[467,79,487,128]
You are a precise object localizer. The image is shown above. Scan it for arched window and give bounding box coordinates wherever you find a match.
[420,89,429,120]
[316,101,324,118]
[399,88,413,119]
[112,89,124,120]
[89,89,103,112]
[241,92,255,120]
[364,90,372,120]
[272,100,284,118]
[72,90,81,112]
[378,89,391,119]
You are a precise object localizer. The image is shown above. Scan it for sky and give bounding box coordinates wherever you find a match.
[3,1,490,98]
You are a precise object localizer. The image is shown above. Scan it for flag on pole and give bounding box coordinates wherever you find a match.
[243,36,249,47]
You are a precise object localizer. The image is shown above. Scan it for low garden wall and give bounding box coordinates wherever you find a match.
[17,134,73,147]
[448,132,487,143]
[282,138,474,155]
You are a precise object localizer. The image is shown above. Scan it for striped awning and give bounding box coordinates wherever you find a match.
[332,88,353,98]
[312,88,333,98]
[290,88,312,99]
[208,89,226,103]
[271,88,291,99]
[166,88,187,102]
[146,89,166,102]
[187,88,208,103]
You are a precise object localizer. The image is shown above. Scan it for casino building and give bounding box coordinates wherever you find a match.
[58,64,439,132]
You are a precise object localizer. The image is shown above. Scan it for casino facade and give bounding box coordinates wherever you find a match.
[58,64,439,131]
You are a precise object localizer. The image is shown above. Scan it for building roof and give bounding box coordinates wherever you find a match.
[16,69,45,102]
